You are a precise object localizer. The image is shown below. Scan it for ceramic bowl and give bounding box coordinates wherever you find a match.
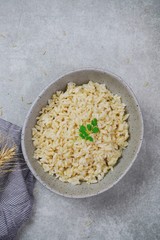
[21,69,143,198]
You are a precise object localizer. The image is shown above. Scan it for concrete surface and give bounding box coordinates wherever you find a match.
[0,0,160,239]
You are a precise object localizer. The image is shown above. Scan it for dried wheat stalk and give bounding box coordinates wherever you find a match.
[0,144,16,167]
[0,134,27,191]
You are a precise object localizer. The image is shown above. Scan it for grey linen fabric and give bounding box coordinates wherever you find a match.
[0,118,35,240]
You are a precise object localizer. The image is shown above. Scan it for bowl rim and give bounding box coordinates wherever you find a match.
[21,67,144,198]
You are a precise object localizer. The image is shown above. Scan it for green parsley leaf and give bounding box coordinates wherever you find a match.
[83,131,89,137]
[91,118,98,126]
[87,136,94,142]
[79,119,99,141]
[79,133,85,139]
[79,125,86,133]
[92,127,99,133]
[87,124,92,131]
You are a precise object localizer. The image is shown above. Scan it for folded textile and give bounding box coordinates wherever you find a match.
[0,118,35,240]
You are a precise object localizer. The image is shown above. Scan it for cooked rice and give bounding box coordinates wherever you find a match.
[32,81,129,185]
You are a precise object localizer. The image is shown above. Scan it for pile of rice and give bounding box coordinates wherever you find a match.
[32,81,129,185]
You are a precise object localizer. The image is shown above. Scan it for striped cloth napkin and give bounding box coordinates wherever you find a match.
[0,118,35,240]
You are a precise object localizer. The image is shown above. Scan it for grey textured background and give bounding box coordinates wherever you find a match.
[0,0,160,239]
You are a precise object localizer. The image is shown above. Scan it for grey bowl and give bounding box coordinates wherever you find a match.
[21,69,144,198]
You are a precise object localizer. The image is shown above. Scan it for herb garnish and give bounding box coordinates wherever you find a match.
[79,118,99,142]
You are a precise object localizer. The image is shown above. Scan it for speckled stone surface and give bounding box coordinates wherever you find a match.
[0,0,160,239]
